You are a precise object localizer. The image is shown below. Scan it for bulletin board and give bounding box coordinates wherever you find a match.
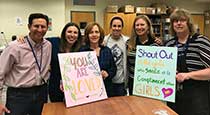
[71,11,95,29]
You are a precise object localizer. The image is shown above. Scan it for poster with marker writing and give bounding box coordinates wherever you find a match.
[58,51,107,107]
[133,46,177,102]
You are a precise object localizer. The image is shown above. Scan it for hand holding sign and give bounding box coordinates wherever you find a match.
[101,70,108,79]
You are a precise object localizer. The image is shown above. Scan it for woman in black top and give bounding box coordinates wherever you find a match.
[127,15,160,95]
[48,22,83,102]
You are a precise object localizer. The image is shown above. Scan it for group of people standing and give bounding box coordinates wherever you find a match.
[0,8,210,115]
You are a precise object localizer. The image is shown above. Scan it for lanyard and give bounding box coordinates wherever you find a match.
[26,37,43,74]
[175,37,190,91]
[175,36,190,57]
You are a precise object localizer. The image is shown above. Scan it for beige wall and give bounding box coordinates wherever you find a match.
[65,0,107,26]
[0,0,210,40]
[0,0,65,40]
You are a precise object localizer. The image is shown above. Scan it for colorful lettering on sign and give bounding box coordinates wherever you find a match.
[134,83,160,97]
[133,46,177,102]
[138,48,174,60]
[68,77,102,95]
[58,51,107,107]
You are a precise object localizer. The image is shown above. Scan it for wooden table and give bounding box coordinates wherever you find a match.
[42,96,178,115]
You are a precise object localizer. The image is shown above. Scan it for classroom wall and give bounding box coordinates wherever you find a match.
[0,0,65,40]
[65,0,107,26]
[0,0,210,40]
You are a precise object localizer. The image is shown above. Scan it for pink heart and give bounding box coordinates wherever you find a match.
[162,88,173,98]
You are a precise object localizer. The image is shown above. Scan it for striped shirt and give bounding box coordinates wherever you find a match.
[165,34,210,72]
[127,36,158,78]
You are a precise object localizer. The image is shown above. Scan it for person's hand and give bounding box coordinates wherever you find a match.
[154,37,163,45]
[60,81,64,92]
[0,104,10,115]
[101,70,108,79]
[176,73,190,83]
[101,41,106,46]
[17,35,25,43]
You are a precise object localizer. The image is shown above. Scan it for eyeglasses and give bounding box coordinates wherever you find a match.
[173,18,187,23]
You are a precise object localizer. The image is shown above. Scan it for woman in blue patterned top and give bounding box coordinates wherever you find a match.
[80,22,116,97]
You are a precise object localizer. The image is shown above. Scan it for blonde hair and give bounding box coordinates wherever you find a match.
[128,15,155,51]
[169,8,195,36]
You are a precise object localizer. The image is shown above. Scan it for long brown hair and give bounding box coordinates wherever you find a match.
[59,22,82,52]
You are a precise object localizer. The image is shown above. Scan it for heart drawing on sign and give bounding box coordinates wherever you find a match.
[162,88,173,98]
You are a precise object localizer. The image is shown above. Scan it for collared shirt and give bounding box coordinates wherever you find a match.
[0,35,51,100]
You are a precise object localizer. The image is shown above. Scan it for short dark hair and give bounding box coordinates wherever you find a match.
[28,13,49,26]
[110,16,124,28]
[11,35,17,41]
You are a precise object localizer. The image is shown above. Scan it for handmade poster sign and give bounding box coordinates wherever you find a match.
[133,46,177,102]
[58,51,107,107]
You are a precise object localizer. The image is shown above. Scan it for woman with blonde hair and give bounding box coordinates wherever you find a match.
[127,15,160,95]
